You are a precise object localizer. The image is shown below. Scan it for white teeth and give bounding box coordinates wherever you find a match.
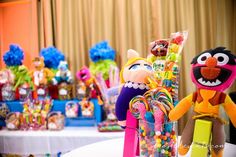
[197,78,221,86]
[216,80,221,85]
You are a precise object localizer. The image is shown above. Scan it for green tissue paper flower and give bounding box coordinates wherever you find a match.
[89,60,116,80]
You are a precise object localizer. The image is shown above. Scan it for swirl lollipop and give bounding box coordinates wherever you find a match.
[129,95,149,119]
[152,88,174,115]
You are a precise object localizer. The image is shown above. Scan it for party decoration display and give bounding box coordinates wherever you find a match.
[47,112,65,130]
[89,41,117,82]
[3,44,24,66]
[169,47,236,157]
[40,46,65,69]
[5,112,21,130]
[89,41,115,62]
[79,99,94,117]
[65,101,79,118]
[90,60,117,81]
[76,66,104,104]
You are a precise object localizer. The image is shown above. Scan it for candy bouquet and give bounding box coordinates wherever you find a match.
[20,99,53,130]
[128,31,188,157]
[129,88,177,157]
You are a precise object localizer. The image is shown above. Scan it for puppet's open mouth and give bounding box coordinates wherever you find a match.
[80,73,87,80]
[193,66,231,87]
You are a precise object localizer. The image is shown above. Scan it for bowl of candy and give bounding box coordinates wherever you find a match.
[47,112,65,130]
[5,112,21,130]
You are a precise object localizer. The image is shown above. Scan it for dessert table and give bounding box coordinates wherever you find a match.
[0,127,124,156]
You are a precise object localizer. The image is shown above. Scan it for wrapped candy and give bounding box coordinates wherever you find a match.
[0,103,9,120]
[5,112,21,130]
[79,99,94,117]
[58,83,73,100]
[0,69,16,101]
[76,81,86,100]
[65,101,79,118]
[47,112,65,130]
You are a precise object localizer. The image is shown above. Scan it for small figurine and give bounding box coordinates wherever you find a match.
[76,66,103,104]
[52,61,73,85]
[31,57,54,99]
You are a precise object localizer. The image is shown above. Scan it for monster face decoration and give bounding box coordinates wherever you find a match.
[191,47,236,91]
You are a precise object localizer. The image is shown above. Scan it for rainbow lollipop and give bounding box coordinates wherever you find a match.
[129,95,149,119]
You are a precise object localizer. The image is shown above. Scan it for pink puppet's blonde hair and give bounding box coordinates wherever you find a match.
[119,57,151,83]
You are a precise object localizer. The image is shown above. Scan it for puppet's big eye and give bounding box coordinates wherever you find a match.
[197,53,211,64]
[144,64,152,71]
[129,64,140,70]
[213,53,229,66]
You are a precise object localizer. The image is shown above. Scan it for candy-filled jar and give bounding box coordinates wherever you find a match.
[139,120,178,157]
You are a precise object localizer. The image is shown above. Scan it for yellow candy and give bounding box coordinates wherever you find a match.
[142,132,145,137]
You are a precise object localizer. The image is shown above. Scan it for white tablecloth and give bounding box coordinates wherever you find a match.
[0,127,124,155]
[63,138,236,157]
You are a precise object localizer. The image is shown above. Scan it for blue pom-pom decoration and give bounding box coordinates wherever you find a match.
[3,44,24,66]
[89,41,115,62]
[40,46,65,69]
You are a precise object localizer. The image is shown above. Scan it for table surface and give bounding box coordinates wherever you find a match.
[63,137,236,157]
[0,127,124,155]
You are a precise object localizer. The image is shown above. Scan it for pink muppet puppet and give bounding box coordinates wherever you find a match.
[169,47,236,157]
[115,49,153,157]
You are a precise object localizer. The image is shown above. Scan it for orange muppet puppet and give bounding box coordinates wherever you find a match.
[169,47,236,157]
